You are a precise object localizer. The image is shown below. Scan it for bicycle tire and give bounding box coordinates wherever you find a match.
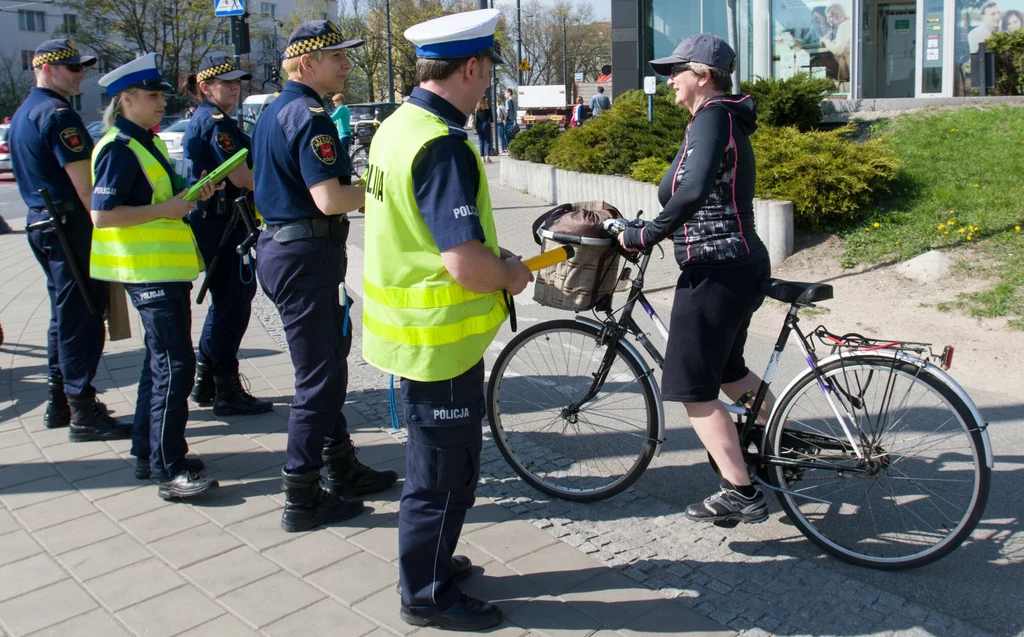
[487,319,660,502]
[765,354,990,570]
[351,146,369,179]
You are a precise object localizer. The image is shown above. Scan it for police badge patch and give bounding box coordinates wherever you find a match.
[216,132,236,153]
[311,135,336,165]
[60,128,86,153]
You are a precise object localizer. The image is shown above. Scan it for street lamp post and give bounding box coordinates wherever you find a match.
[516,0,523,85]
[562,17,568,99]
[386,0,394,102]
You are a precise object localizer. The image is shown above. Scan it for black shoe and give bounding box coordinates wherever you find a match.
[685,485,768,525]
[281,468,364,533]
[136,456,205,480]
[68,397,132,442]
[44,376,71,429]
[397,555,473,596]
[212,373,273,417]
[400,593,502,631]
[322,439,398,498]
[157,470,219,500]
[190,362,215,406]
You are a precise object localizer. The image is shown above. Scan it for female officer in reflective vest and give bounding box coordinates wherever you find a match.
[91,53,220,499]
[179,52,272,417]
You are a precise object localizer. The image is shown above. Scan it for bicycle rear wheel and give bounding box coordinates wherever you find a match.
[487,319,660,502]
[766,354,990,570]
[351,146,368,178]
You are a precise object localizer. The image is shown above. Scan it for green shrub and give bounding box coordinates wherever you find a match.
[546,84,689,175]
[508,120,561,163]
[985,30,1024,95]
[629,157,670,185]
[751,124,902,229]
[740,73,834,130]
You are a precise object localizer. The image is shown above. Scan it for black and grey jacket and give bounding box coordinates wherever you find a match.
[622,94,766,266]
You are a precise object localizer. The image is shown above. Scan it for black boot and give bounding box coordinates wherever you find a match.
[281,468,364,533]
[323,439,398,498]
[190,362,215,406]
[136,456,205,480]
[158,469,219,500]
[212,374,273,417]
[68,396,132,442]
[44,376,71,429]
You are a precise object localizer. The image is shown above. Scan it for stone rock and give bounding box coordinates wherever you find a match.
[895,250,952,283]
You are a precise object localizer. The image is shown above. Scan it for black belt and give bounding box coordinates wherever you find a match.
[30,201,82,216]
[267,218,333,243]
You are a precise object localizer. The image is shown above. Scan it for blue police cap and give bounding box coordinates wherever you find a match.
[98,53,175,97]
[32,39,97,68]
[405,9,505,65]
[197,51,252,83]
[282,20,364,60]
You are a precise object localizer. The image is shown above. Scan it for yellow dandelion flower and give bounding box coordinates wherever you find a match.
[968,235,973,240]
[937,224,945,230]
[948,220,955,226]
[1017,226,1021,232]
[873,222,880,228]
[945,231,950,235]
[974,184,980,188]
[958,228,966,234]
[895,240,901,245]
[949,210,955,214]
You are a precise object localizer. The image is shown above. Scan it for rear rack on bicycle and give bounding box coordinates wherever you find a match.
[811,326,954,370]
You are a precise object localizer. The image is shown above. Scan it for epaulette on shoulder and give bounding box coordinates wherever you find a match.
[114,131,131,144]
[447,123,468,140]
[211,113,224,120]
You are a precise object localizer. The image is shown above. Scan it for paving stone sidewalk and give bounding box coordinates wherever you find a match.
[0,226,729,637]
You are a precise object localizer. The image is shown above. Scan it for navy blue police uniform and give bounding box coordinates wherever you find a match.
[92,115,199,483]
[396,87,490,615]
[92,52,216,497]
[8,39,128,439]
[181,52,272,416]
[253,20,397,533]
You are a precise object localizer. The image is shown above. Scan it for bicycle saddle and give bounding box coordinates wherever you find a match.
[759,278,834,305]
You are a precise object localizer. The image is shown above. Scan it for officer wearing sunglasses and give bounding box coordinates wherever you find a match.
[8,39,131,442]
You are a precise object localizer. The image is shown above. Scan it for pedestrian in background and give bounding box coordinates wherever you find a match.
[8,39,129,441]
[363,8,533,631]
[92,53,219,499]
[569,95,587,127]
[252,20,398,533]
[495,97,508,153]
[589,84,611,116]
[474,96,493,162]
[330,92,352,156]
[179,52,273,423]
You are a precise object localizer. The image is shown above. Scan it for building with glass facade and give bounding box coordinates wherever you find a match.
[611,0,1016,102]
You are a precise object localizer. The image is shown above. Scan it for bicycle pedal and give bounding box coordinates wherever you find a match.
[713,519,740,529]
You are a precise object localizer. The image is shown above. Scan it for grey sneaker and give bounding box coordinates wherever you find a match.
[686,486,768,525]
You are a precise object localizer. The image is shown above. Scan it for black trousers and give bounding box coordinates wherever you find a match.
[256,223,352,474]
[398,360,485,615]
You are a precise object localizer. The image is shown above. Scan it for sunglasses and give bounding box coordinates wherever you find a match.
[669,64,692,77]
[59,63,86,73]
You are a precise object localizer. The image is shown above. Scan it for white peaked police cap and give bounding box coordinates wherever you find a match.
[404,8,506,64]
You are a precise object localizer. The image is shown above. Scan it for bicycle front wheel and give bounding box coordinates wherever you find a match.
[766,355,990,570]
[351,146,368,178]
[487,320,660,502]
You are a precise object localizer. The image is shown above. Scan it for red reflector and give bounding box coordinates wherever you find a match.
[941,346,954,370]
[0,142,8,153]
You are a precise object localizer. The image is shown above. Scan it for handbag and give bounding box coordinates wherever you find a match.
[504,121,520,139]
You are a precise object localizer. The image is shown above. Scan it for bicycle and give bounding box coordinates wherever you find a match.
[486,217,993,570]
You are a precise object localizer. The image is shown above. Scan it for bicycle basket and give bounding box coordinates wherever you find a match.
[531,201,622,312]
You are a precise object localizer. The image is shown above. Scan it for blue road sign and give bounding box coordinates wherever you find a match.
[214,0,245,17]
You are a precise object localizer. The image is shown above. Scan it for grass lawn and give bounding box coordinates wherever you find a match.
[841,105,1024,328]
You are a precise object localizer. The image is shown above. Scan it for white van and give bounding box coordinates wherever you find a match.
[240,93,278,136]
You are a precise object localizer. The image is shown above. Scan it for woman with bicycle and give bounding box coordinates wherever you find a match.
[616,33,773,525]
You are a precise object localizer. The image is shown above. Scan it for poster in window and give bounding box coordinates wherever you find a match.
[772,0,853,98]
[957,0,1024,94]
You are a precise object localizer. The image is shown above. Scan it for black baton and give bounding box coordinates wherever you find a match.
[195,206,240,305]
[234,190,260,256]
[26,188,98,315]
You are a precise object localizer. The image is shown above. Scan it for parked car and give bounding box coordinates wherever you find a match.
[241,93,277,136]
[158,114,183,131]
[0,124,11,175]
[347,102,400,136]
[157,118,190,162]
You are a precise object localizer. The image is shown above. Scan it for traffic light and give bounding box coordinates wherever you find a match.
[231,15,250,55]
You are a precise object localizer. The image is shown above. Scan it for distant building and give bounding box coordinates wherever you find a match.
[612,0,1001,102]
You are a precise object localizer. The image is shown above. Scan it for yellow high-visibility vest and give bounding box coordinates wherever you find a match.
[89,128,200,283]
[362,102,508,382]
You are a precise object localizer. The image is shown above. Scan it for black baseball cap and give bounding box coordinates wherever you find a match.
[649,33,736,76]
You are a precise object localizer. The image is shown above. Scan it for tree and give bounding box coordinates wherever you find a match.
[495,0,610,87]
[58,0,231,93]
[0,49,35,120]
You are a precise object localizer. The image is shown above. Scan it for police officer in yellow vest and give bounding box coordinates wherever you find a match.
[362,9,533,631]
[92,54,220,499]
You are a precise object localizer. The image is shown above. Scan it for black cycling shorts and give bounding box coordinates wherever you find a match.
[661,255,771,403]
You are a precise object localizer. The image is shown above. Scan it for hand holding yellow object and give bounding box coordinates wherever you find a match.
[522,245,575,271]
